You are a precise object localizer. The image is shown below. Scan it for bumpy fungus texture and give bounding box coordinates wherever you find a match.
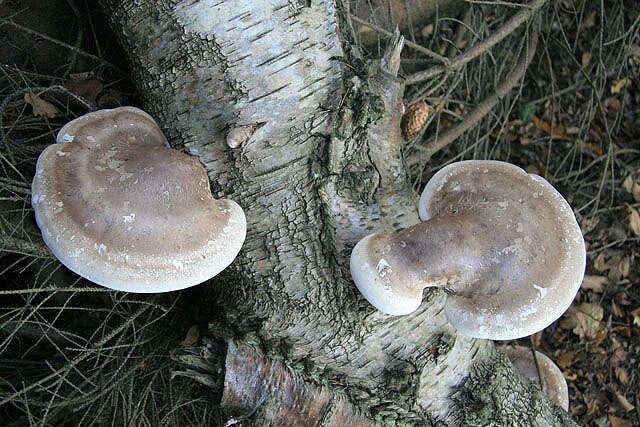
[350,160,586,339]
[32,107,246,293]
[502,345,569,411]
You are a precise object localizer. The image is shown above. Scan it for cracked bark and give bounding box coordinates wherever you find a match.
[100,1,579,425]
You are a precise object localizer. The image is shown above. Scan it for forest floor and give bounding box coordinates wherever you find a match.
[0,1,638,426]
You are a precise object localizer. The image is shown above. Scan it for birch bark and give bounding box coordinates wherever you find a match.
[101,1,578,424]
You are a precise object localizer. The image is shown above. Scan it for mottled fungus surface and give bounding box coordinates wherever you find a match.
[32,107,246,292]
[351,160,586,339]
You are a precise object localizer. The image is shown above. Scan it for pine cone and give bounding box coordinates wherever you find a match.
[401,100,431,139]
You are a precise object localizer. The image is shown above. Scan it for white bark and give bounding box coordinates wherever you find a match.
[101,1,578,424]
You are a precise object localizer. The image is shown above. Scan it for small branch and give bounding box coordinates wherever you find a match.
[0,177,31,195]
[405,0,546,86]
[381,27,404,76]
[0,86,95,143]
[348,14,450,65]
[529,336,544,390]
[0,234,53,258]
[410,30,538,165]
[0,17,127,77]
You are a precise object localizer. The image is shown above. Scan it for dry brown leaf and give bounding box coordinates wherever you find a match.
[566,126,581,135]
[609,416,632,427]
[556,351,576,369]
[580,11,597,30]
[532,115,550,134]
[611,346,627,365]
[631,307,640,327]
[580,216,600,235]
[608,255,630,281]
[66,77,104,104]
[604,96,623,112]
[585,397,601,420]
[24,93,59,118]
[532,116,568,139]
[180,324,200,347]
[622,171,640,202]
[421,24,434,39]
[592,252,609,272]
[580,142,603,157]
[623,119,635,130]
[628,208,640,237]
[615,367,629,385]
[581,51,592,67]
[570,303,603,340]
[611,78,631,94]
[615,392,635,412]
[610,301,624,318]
[581,275,607,292]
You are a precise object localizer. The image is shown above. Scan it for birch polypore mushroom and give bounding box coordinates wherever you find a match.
[31,107,246,293]
[502,345,569,411]
[350,160,586,339]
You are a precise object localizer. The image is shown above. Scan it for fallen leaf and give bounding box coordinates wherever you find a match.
[628,208,640,237]
[570,303,603,340]
[623,171,640,202]
[556,351,576,369]
[421,24,434,39]
[592,252,609,272]
[581,51,592,67]
[580,216,600,235]
[624,119,635,130]
[631,307,640,327]
[566,126,581,135]
[611,78,631,94]
[604,96,623,112]
[609,416,632,427]
[581,275,607,292]
[615,367,629,385]
[615,392,635,412]
[533,115,551,134]
[612,325,632,337]
[585,397,601,421]
[532,116,567,139]
[24,93,59,118]
[610,301,624,318]
[66,77,104,104]
[180,324,200,347]
[580,11,597,30]
[608,255,630,281]
[579,142,603,157]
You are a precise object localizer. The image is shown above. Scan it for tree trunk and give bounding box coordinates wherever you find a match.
[101,1,578,425]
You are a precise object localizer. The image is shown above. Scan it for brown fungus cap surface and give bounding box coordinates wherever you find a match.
[31,107,246,292]
[419,161,585,339]
[350,160,585,340]
[502,345,569,411]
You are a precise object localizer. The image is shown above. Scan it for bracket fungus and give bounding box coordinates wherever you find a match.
[502,345,569,411]
[350,160,586,339]
[31,107,246,293]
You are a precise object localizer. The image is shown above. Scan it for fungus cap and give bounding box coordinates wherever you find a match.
[350,160,586,339]
[32,107,246,292]
[502,345,569,411]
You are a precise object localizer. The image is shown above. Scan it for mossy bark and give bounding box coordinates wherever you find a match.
[101,1,579,425]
